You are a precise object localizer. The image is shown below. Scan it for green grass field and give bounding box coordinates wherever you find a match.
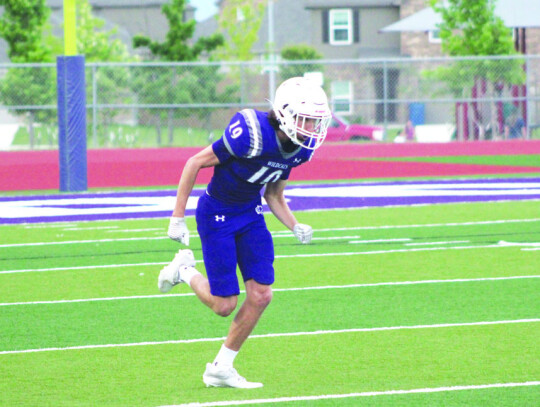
[0,200,539,406]
[365,154,540,167]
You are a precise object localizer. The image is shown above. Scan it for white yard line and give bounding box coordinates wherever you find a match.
[277,244,503,259]
[23,223,79,229]
[498,240,540,247]
[1,319,538,355]
[62,226,119,231]
[0,242,531,275]
[0,236,169,248]
[0,261,172,274]
[1,218,539,248]
[160,381,540,407]
[1,275,538,307]
[306,218,540,231]
[106,228,163,233]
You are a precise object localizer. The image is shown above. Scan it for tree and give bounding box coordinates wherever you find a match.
[425,0,525,140]
[0,0,137,148]
[431,0,516,57]
[0,0,54,62]
[133,0,223,62]
[280,44,324,81]
[214,0,266,111]
[74,0,134,146]
[0,0,57,147]
[216,0,265,61]
[132,0,235,146]
[75,0,131,62]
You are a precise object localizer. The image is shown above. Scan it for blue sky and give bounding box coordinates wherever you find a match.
[189,0,218,21]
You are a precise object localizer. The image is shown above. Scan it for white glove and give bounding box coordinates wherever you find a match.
[168,217,190,246]
[293,223,313,244]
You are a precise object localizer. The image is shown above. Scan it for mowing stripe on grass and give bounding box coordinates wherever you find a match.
[160,381,540,407]
[1,319,537,355]
[0,242,524,274]
[1,275,538,307]
[349,238,411,243]
[1,218,539,248]
[405,240,469,246]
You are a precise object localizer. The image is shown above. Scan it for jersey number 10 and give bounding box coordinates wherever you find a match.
[247,166,283,184]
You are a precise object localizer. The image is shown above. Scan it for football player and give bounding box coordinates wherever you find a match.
[158,77,332,388]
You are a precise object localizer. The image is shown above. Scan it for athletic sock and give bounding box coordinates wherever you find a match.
[179,265,201,287]
[212,344,238,368]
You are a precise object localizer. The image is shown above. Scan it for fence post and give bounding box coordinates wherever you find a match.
[525,55,531,140]
[383,60,388,141]
[92,64,97,147]
[240,63,245,105]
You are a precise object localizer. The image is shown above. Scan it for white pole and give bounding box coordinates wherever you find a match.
[268,0,276,101]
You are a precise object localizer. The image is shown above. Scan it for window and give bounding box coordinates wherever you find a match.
[428,30,441,43]
[329,9,353,45]
[331,81,352,115]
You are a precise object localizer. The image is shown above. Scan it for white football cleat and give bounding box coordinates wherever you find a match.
[157,249,196,293]
[202,363,263,389]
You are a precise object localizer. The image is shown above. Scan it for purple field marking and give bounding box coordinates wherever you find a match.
[1,177,539,224]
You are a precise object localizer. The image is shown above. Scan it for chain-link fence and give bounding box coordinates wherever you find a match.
[0,55,538,150]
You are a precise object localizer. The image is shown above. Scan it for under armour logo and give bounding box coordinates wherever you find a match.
[294,158,302,163]
[215,215,225,222]
[255,205,263,215]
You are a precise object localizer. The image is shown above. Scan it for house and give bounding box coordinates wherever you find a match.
[195,1,405,122]
[386,0,540,56]
[196,0,539,128]
[2,1,537,129]
[384,0,540,136]
[196,0,403,59]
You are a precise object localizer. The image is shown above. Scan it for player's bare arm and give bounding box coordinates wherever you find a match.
[172,145,220,217]
[263,179,298,230]
[264,179,313,244]
[168,146,221,245]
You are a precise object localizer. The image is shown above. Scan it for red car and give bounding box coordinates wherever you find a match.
[325,114,383,142]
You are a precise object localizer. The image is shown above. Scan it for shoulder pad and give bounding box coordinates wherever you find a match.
[222,110,264,158]
[238,109,264,158]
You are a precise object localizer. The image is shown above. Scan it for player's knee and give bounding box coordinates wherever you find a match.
[213,297,237,317]
[250,286,273,310]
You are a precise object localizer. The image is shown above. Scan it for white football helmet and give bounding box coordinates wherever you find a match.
[272,77,332,150]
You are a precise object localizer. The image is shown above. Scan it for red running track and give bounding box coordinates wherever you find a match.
[1,140,540,191]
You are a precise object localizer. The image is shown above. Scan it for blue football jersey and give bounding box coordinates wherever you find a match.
[208,109,314,204]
